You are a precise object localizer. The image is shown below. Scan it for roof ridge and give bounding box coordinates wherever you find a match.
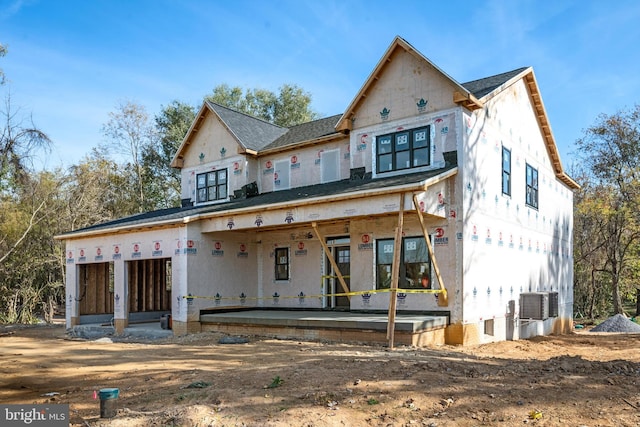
[285,113,343,130]
[206,100,287,129]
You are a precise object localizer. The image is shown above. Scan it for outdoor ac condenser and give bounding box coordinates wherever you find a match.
[520,292,549,320]
[547,291,559,317]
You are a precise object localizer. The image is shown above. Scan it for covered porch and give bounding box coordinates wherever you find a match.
[200,308,449,347]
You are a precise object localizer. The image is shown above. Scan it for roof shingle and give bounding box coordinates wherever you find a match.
[261,114,343,151]
[207,101,287,151]
[461,67,529,99]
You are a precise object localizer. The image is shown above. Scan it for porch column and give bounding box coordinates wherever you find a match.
[171,233,202,335]
[113,259,128,334]
[67,255,79,328]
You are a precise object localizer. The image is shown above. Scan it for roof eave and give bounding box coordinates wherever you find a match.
[522,71,580,190]
[55,168,458,240]
[453,91,483,111]
[170,102,210,168]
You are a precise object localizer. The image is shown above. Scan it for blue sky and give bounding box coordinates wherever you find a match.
[1,0,639,170]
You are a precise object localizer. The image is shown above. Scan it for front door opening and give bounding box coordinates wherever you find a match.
[324,236,350,310]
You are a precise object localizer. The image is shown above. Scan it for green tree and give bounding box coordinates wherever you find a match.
[206,83,318,127]
[0,95,51,260]
[0,170,66,323]
[0,95,63,323]
[142,100,196,209]
[574,105,640,315]
[64,147,140,228]
[101,100,156,212]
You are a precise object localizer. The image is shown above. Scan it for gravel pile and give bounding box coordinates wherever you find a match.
[590,314,640,333]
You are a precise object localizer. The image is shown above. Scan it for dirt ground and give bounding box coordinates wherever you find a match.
[1,324,640,427]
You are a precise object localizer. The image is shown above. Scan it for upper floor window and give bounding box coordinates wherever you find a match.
[525,163,538,209]
[376,126,430,173]
[502,146,511,196]
[196,169,228,203]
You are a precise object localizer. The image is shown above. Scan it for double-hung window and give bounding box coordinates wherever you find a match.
[274,247,290,281]
[525,163,538,209]
[502,147,511,196]
[196,169,228,203]
[377,126,430,173]
[376,237,431,289]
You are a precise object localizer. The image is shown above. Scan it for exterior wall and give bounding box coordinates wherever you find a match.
[190,180,452,313]
[459,79,574,344]
[181,111,240,170]
[179,111,249,202]
[257,136,350,193]
[349,214,452,312]
[258,228,324,309]
[64,227,181,329]
[350,106,458,176]
[345,49,464,319]
[179,224,259,319]
[352,49,459,130]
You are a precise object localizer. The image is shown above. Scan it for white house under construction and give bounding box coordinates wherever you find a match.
[56,36,578,346]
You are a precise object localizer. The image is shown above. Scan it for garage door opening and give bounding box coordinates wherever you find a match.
[127,258,172,316]
[77,262,114,317]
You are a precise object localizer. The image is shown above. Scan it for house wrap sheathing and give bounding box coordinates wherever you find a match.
[56,36,578,346]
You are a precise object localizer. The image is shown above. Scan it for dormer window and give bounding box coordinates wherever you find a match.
[196,169,228,203]
[376,126,430,173]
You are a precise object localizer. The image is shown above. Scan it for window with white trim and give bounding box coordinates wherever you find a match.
[376,126,430,173]
[196,169,228,203]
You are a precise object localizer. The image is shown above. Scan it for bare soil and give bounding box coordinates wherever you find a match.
[2,323,640,427]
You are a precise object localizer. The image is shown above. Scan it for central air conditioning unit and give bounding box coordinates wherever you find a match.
[520,292,549,320]
[547,291,559,317]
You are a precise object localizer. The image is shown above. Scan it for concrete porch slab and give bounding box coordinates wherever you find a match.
[200,310,448,333]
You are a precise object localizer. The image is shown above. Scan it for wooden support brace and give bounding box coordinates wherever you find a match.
[311,222,350,300]
[386,193,405,349]
[412,194,448,306]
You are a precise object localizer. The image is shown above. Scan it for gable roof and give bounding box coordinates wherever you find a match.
[336,36,484,132]
[171,37,576,189]
[171,101,287,167]
[334,36,577,189]
[172,101,345,167]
